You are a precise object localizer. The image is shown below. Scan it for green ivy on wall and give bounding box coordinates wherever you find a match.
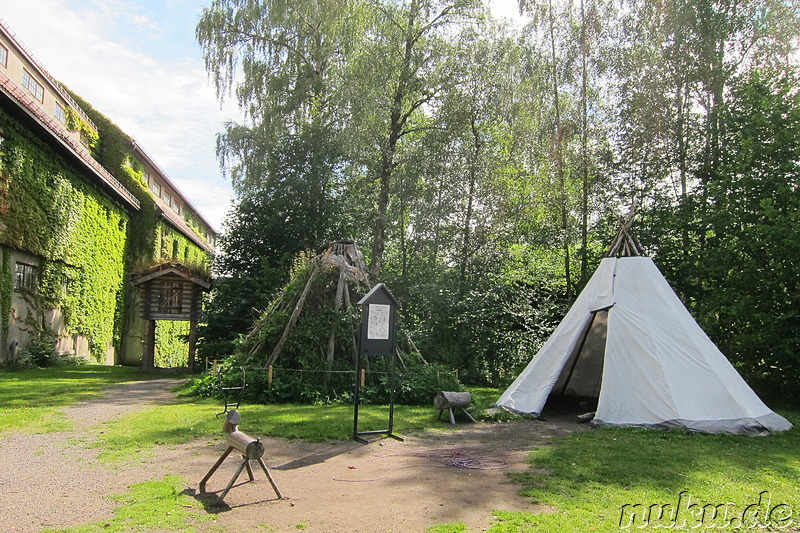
[157,223,210,268]
[154,320,190,368]
[65,88,210,271]
[0,107,128,360]
[0,248,11,345]
[64,107,99,151]
[64,88,211,364]
[0,85,213,365]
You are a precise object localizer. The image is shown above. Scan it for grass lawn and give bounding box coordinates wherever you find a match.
[2,367,798,532]
[490,414,800,532]
[0,365,166,434]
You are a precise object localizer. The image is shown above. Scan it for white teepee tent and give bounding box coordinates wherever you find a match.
[497,212,792,435]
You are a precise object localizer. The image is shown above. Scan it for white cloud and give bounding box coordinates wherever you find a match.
[0,0,237,231]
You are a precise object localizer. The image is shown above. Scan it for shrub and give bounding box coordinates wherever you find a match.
[11,336,58,369]
[187,361,464,406]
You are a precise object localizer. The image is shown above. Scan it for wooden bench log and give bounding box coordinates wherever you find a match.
[223,410,265,459]
[200,410,282,501]
[227,431,265,460]
[434,392,476,424]
[434,391,472,410]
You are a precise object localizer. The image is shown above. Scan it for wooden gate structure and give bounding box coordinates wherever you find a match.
[131,263,211,371]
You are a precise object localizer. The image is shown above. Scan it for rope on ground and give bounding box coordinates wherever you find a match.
[333,448,510,482]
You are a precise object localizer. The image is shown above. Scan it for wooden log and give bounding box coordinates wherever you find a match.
[222,410,264,459]
[202,410,282,501]
[433,391,472,410]
[325,262,347,386]
[226,431,265,460]
[434,391,476,424]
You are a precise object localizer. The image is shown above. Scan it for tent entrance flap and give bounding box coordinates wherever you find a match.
[553,310,608,398]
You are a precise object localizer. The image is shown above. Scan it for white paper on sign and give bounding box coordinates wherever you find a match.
[367,304,391,340]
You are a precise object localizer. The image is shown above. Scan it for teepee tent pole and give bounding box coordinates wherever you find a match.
[265,265,320,368]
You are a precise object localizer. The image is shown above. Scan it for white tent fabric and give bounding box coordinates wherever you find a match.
[497,256,792,435]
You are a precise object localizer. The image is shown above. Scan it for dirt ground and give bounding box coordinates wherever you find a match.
[0,378,586,533]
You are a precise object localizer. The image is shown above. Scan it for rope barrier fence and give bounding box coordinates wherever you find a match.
[205,359,459,391]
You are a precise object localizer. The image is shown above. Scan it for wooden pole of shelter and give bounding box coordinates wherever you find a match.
[351,241,372,290]
[605,202,644,257]
[242,283,295,356]
[264,265,320,368]
[325,261,348,386]
[142,319,155,370]
[188,320,198,372]
[403,330,428,365]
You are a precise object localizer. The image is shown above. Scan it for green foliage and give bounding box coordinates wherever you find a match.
[197,127,348,359]
[63,89,211,364]
[155,223,210,268]
[693,70,800,400]
[388,243,573,387]
[0,248,11,344]
[188,361,463,406]
[235,253,364,367]
[63,107,99,151]
[68,90,211,271]
[0,108,129,359]
[154,321,190,368]
[643,69,800,401]
[360,362,464,405]
[9,334,58,369]
[197,0,800,401]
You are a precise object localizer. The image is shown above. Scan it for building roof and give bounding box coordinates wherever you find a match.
[0,70,142,210]
[130,139,218,238]
[0,17,217,253]
[131,261,212,289]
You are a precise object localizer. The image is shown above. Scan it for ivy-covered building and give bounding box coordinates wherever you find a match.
[0,19,216,368]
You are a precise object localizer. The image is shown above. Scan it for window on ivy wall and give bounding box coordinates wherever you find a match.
[61,274,70,297]
[0,43,8,68]
[54,103,66,124]
[14,262,39,293]
[150,178,161,196]
[21,69,44,102]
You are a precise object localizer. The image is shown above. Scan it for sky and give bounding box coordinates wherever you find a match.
[0,0,523,232]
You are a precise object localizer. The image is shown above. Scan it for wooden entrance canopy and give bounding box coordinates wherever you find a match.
[131,263,212,370]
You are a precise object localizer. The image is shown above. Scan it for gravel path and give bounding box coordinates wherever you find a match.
[0,378,583,533]
[0,378,188,532]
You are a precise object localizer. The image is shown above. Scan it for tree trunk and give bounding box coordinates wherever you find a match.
[579,0,589,284]
[548,0,571,299]
[370,0,420,281]
[459,113,481,298]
